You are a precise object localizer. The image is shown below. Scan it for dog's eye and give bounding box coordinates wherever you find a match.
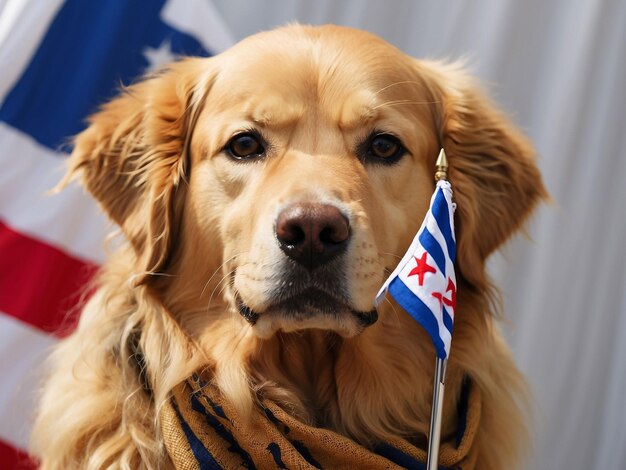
[364,133,405,164]
[226,133,265,160]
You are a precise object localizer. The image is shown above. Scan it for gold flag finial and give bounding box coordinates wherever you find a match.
[434,148,448,181]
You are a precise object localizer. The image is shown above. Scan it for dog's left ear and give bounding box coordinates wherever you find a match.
[417,61,548,291]
[58,58,212,286]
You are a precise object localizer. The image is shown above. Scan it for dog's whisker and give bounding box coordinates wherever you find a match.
[206,269,236,314]
[236,258,284,270]
[126,270,177,287]
[200,252,247,298]
[216,277,234,300]
[379,251,402,261]
[383,296,402,327]
[372,99,441,110]
[371,80,421,97]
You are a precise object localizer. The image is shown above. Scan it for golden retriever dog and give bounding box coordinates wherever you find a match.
[32,24,546,469]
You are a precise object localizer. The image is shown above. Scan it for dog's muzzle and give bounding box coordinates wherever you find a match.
[236,202,377,334]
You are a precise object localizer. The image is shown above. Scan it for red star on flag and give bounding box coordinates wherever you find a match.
[432,278,457,311]
[407,252,436,286]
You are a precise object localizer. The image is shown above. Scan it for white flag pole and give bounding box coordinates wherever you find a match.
[426,148,451,470]
[426,357,447,470]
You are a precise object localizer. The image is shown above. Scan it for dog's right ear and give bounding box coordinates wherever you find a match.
[57,58,213,286]
[414,60,548,292]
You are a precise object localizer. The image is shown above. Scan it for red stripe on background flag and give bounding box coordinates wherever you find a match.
[0,439,37,470]
[0,220,98,337]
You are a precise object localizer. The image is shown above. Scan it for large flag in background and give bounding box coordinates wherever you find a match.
[0,1,232,466]
[376,180,457,359]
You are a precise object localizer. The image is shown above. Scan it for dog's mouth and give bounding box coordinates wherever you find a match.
[237,288,378,338]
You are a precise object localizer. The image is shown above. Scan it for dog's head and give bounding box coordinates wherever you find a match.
[63,25,545,340]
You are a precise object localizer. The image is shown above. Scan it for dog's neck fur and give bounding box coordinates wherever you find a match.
[249,330,343,424]
[246,304,465,445]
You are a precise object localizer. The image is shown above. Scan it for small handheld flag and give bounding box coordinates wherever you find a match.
[375,148,456,470]
[375,149,457,359]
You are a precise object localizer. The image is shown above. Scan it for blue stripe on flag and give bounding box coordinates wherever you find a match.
[433,189,456,263]
[442,306,453,334]
[418,227,446,276]
[388,277,446,358]
[0,0,211,151]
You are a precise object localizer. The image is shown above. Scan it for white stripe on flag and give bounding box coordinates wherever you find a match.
[444,184,456,245]
[0,0,65,104]
[0,313,58,451]
[161,0,234,54]
[397,251,453,347]
[0,123,111,264]
[428,208,455,268]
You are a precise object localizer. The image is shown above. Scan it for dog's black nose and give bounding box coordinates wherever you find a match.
[276,203,350,270]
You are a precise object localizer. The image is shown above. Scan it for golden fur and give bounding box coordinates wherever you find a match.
[32,25,546,469]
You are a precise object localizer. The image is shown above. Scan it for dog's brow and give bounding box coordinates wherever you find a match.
[339,103,378,131]
[247,97,305,129]
[337,91,379,131]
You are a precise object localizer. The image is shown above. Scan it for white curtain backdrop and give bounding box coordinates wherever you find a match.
[210,1,626,469]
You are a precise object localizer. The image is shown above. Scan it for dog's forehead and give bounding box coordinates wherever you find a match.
[208,26,419,128]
